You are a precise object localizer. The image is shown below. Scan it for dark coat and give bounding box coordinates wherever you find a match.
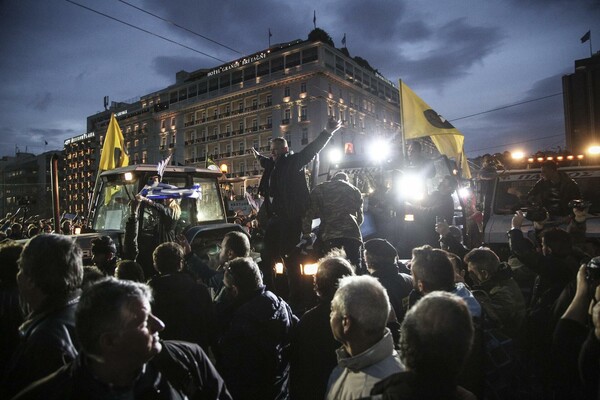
[367,371,477,400]
[289,300,338,400]
[471,263,526,339]
[370,267,413,324]
[12,341,232,400]
[147,272,215,350]
[257,129,333,220]
[1,295,80,399]
[215,286,297,400]
[527,171,580,216]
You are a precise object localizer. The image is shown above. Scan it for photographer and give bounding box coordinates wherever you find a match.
[527,160,580,219]
[551,260,600,399]
[509,210,586,395]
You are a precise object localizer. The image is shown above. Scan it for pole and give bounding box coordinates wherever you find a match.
[398,79,407,165]
[589,31,593,57]
[50,154,61,233]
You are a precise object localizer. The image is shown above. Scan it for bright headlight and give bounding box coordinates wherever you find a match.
[396,173,425,201]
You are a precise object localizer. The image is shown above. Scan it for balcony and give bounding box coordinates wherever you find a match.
[281,118,290,125]
[299,115,309,122]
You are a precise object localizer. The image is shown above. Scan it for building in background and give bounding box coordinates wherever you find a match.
[0,150,64,219]
[563,51,600,154]
[71,31,402,215]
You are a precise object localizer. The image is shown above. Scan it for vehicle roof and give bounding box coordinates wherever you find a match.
[99,164,224,178]
[503,165,600,173]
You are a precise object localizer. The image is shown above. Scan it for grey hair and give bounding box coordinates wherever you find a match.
[331,275,390,336]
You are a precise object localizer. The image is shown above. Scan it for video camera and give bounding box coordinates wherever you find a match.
[568,199,592,211]
[520,205,548,222]
[585,256,600,285]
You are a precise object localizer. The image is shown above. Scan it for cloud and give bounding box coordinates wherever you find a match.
[29,92,53,112]
[152,55,207,78]
[397,18,505,88]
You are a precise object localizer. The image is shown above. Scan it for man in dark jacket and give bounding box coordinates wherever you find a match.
[527,160,580,217]
[1,234,83,399]
[214,257,297,400]
[12,278,231,400]
[364,238,413,324]
[90,235,118,276]
[464,247,526,340]
[289,251,355,400]
[252,119,342,289]
[302,171,364,272]
[147,242,215,350]
[368,292,476,400]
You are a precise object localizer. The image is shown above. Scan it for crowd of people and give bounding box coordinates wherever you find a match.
[1,122,600,399]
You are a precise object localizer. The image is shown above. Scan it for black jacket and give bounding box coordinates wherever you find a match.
[214,286,297,400]
[527,171,580,216]
[2,294,80,399]
[12,341,232,400]
[147,272,215,350]
[257,129,333,220]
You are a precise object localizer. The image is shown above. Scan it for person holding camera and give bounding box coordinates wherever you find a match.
[509,210,586,396]
[527,160,580,219]
[551,260,600,399]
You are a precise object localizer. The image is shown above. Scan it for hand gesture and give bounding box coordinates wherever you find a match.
[175,234,192,255]
[327,118,343,135]
[512,210,525,230]
[250,147,260,159]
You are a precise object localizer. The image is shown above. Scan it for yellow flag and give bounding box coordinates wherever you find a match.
[400,80,471,178]
[99,114,129,170]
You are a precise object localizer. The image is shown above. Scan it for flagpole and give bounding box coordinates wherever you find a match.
[590,31,593,57]
[398,79,407,165]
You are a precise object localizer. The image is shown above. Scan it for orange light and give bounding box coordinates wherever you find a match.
[275,262,284,275]
[301,263,318,276]
[577,154,584,160]
[546,156,553,161]
[567,155,574,160]
[528,157,534,163]
[220,164,228,173]
[537,157,544,162]
[556,156,564,161]
[511,151,525,160]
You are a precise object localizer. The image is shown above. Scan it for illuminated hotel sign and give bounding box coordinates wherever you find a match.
[207,52,269,77]
[115,110,128,117]
[375,72,395,87]
[64,131,95,146]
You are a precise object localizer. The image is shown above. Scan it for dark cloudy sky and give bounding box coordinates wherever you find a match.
[1,0,599,159]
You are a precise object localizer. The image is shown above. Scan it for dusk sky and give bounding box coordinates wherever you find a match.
[1,0,599,159]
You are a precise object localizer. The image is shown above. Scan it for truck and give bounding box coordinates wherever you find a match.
[76,164,245,272]
[480,164,600,258]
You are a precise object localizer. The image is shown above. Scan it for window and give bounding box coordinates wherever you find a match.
[284,87,290,97]
[284,109,291,120]
[266,95,272,105]
[302,46,318,63]
[300,82,307,93]
[300,106,308,121]
[253,140,259,149]
[286,51,301,68]
[134,139,139,148]
[239,142,245,152]
[267,116,272,126]
[142,151,147,163]
[171,117,176,128]
[161,120,166,130]
[271,56,284,73]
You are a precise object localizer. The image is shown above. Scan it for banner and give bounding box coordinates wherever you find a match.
[99,114,129,170]
[400,80,471,178]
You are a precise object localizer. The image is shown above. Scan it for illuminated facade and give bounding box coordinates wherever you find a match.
[76,37,401,214]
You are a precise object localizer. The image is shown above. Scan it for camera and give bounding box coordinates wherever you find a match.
[520,206,548,222]
[568,199,591,211]
[585,257,600,284]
